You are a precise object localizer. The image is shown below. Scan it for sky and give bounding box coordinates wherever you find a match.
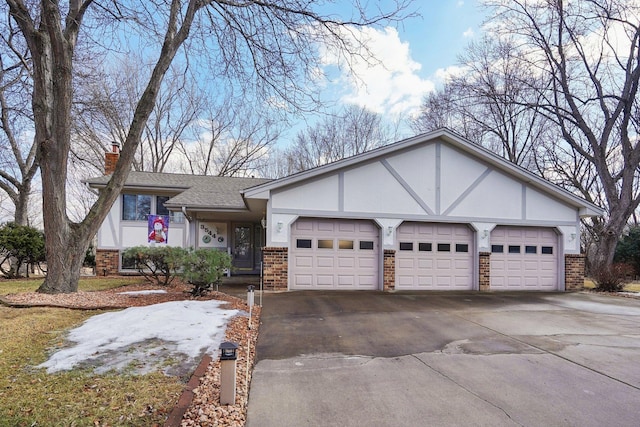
[38,296,241,376]
[304,0,487,136]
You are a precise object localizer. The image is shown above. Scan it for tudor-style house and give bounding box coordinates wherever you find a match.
[86,129,603,292]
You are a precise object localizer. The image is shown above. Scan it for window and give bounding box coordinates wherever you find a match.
[525,245,537,254]
[339,240,354,250]
[508,245,521,254]
[296,239,312,249]
[456,244,469,253]
[318,239,333,249]
[122,194,151,221]
[437,243,450,252]
[359,241,374,250]
[156,196,185,223]
[419,243,432,252]
[399,242,413,251]
[541,246,554,254]
[491,245,504,253]
[121,251,137,270]
[156,196,170,216]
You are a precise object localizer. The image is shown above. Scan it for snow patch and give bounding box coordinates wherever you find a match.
[38,300,240,375]
[118,290,168,295]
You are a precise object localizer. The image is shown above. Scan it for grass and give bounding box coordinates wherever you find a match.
[0,277,184,426]
[0,276,147,295]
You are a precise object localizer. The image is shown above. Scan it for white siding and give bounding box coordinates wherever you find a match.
[272,175,339,211]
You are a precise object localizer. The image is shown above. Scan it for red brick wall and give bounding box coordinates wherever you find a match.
[105,152,118,174]
[383,250,396,291]
[565,254,585,291]
[96,249,120,275]
[263,247,288,291]
[479,252,491,291]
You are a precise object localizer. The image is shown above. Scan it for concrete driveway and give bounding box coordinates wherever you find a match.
[245,291,640,427]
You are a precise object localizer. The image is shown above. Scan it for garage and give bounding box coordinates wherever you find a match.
[289,218,380,290]
[395,222,474,290]
[490,226,558,290]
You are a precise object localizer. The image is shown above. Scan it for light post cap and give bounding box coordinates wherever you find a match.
[219,341,238,360]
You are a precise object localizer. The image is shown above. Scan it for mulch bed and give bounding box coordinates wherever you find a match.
[0,280,260,427]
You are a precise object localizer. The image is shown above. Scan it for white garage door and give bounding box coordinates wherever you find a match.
[490,226,558,290]
[290,218,379,290]
[396,222,474,290]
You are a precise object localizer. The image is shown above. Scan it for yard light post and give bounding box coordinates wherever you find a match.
[219,341,238,405]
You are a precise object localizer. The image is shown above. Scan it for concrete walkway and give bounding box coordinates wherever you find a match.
[246,291,640,426]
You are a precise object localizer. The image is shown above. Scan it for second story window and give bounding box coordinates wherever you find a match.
[122,194,151,221]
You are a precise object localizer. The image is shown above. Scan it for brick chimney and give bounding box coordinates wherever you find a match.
[105,141,120,175]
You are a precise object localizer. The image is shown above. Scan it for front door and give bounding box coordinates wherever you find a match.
[233,223,262,273]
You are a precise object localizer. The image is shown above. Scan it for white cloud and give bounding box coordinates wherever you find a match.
[318,26,435,118]
[463,27,475,38]
[434,65,468,83]
[457,1,465,7]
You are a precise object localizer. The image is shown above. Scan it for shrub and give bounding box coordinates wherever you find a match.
[0,222,45,278]
[181,249,232,296]
[614,226,640,276]
[122,246,187,286]
[592,264,630,292]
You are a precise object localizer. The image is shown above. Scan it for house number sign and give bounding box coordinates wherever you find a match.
[200,223,224,244]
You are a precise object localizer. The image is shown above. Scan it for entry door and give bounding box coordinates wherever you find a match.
[233,224,253,270]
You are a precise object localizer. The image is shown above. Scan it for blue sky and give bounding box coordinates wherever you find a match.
[300,0,487,137]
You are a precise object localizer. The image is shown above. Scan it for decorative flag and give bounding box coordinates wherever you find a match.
[148,215,169,244]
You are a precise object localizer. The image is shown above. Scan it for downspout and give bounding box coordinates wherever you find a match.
[181,207,194,248]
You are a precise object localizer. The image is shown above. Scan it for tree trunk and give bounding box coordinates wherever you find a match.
[13,182,31,226]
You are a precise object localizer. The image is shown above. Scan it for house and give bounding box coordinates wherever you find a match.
[87,129,603,291]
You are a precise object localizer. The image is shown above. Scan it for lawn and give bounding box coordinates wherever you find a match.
[0,277,184,426]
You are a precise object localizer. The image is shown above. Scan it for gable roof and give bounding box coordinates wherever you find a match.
[86,171,271,210]
[243,128,604,217]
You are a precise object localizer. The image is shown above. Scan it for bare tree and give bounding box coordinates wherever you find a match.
[413,36,549,171]
[0,13,38,225]
[482,0,640,270]
[281,105,396,174]
[3,0,411,293]
[177,100,281,177]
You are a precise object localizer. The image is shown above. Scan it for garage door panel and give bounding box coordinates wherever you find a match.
[337,257,355,268]
[295,255,313,268]
[358,258,376,268]
[418,259,433,269]
[290,219,379,290]
[317,256,334,268]
[491,226,558,290]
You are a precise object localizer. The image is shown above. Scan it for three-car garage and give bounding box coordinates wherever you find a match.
[289,218,561,291]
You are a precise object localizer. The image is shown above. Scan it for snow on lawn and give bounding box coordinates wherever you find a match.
[38,300,241,376]
[118,289,168,295]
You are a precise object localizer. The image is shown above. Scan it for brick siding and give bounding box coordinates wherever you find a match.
[263,247,288,291]
[383,250,396,291]
[95,249,120,275]
[479,251,491,291]
[564,254,585,291]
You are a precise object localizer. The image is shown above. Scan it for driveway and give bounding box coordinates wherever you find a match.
[246,291,640,427]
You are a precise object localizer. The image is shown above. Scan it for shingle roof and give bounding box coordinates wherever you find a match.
[85,171,271,210]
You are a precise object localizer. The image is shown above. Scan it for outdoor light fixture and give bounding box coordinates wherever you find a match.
[482,229,489,238]
[219,341,238,361]
[277,221,283,232]
[219,341,239,405]
[260,217,266,229]
[570,233,576,241]
[387,226,393,236]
